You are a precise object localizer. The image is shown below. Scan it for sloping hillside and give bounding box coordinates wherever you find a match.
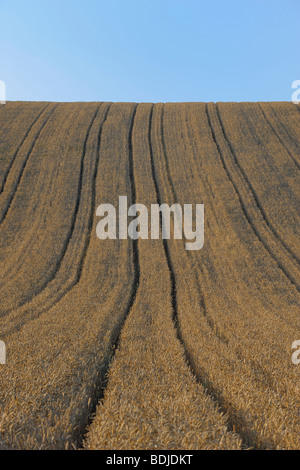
[0,102,299,449]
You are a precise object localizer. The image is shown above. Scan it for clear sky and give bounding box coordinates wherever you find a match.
[0,0,299,102]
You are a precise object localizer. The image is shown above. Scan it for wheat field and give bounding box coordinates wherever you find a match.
[0,101,299,450]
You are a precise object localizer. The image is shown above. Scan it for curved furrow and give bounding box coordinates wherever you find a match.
[152,104,256,446]
[161,103,239,337]
[0,104,114,337]
[0,104,137,449]
[0,103,48,190]
[161,107,233,342]
[75,103,139,447]
[67,103,111,283]
[184,104,299,330]
[158,106,214,335]
[16,105,103,302]
[159,103,240,342]
[0,104,108,315]
[91,101,140,348]
[215,103,300,265]
[216,103,300,263]
[158,104,259,443]
[149,105,180,345]
[84,103,241,451]
[0,104,100,308]
[0,105,108,320]
[266,103,300,169]
[152,103,299,449]
[78,103,140,446]
[0,103,50,194]
[182,103,299,381]
[146,104,246,447]
[0,103,59,224]
[107,103,140,335]
[205,104,299,291]
[159,105,219,335]
[258,104,300,171]
[160,103,293,352]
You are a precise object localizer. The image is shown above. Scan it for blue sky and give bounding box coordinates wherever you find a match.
[0,0,299,102]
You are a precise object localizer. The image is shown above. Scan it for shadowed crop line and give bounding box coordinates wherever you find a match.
[184,107,294,330]
[29,103,104,298]
[160,107,177,204]
[215,103,299,265]
[161,105,234,343]
[149,105,178,336]
[147,103,250,448]
[205,104,299,291]
[0,104,59,225]
[78,103,140,448]
[75,103,112,281]
[0,103,50,194]
[258,103,300,170]
[1,104,108,321]
[1,104,113,333]
[160,104,295,448]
